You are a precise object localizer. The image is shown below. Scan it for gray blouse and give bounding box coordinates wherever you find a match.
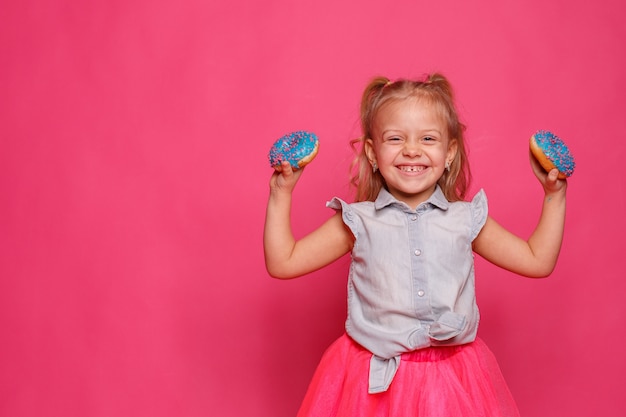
[327,186,488,393]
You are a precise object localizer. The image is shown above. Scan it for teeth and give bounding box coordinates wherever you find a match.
[400,166,425,172]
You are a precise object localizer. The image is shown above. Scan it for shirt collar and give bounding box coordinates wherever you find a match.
[374,185,450,212]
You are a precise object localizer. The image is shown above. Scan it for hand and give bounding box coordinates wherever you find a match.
[269,161,305,195]
[529,150,567,196]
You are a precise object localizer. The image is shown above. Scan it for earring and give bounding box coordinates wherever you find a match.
[372,162,378,173]
[445,161,451,172]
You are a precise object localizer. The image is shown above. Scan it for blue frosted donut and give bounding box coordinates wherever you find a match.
[530,130,575,179]
[268,131,319,170]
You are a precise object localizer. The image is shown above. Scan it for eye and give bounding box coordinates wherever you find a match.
[384,135,402,142]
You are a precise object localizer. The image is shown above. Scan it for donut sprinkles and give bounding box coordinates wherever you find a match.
[268,131,319,169]
[533,130,575,177]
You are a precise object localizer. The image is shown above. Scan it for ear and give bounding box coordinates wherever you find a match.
[364,138,377,166]
[446,138,458,165]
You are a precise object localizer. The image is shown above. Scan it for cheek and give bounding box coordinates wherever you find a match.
[376,147,397,163]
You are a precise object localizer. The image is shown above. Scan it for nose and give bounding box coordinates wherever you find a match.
[403,139,422,157]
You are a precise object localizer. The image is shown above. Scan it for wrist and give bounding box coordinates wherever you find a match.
[544,188,566,204]
[269,186,294,203]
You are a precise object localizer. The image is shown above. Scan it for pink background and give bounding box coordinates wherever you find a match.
[1,0,625,416]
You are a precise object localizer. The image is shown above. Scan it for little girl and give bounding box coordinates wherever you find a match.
[264,74,567,417]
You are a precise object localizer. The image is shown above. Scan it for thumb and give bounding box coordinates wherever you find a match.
[548,168,559,182]
[279,161,295,177]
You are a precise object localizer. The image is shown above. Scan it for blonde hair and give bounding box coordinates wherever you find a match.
[350,73,471,202]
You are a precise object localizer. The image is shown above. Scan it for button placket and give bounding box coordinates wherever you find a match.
[407,210,430,318]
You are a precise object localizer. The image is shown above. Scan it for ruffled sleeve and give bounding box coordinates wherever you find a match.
[470,189,488,241]
[326,197,359,239]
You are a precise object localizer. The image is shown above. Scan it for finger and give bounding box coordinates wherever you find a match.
[548,168,559,182]
[280,161,294,177]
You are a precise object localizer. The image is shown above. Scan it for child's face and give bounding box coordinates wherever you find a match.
[365,97,457,209]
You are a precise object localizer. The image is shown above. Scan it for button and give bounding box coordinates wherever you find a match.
[410,215,417,221]
[414,249,422,256]
[417,290,425,297]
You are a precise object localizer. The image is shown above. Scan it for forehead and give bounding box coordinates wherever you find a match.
[375,96,448,131]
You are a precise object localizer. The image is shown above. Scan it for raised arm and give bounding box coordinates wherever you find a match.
[263,162,354,279]
[472,153,567,278]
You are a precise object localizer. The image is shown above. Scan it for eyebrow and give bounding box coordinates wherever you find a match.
[380,128,443,136]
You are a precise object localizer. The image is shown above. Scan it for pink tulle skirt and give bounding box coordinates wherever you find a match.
[297,334,520,417]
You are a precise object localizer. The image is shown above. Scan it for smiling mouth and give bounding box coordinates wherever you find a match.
[399,165,426,172]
